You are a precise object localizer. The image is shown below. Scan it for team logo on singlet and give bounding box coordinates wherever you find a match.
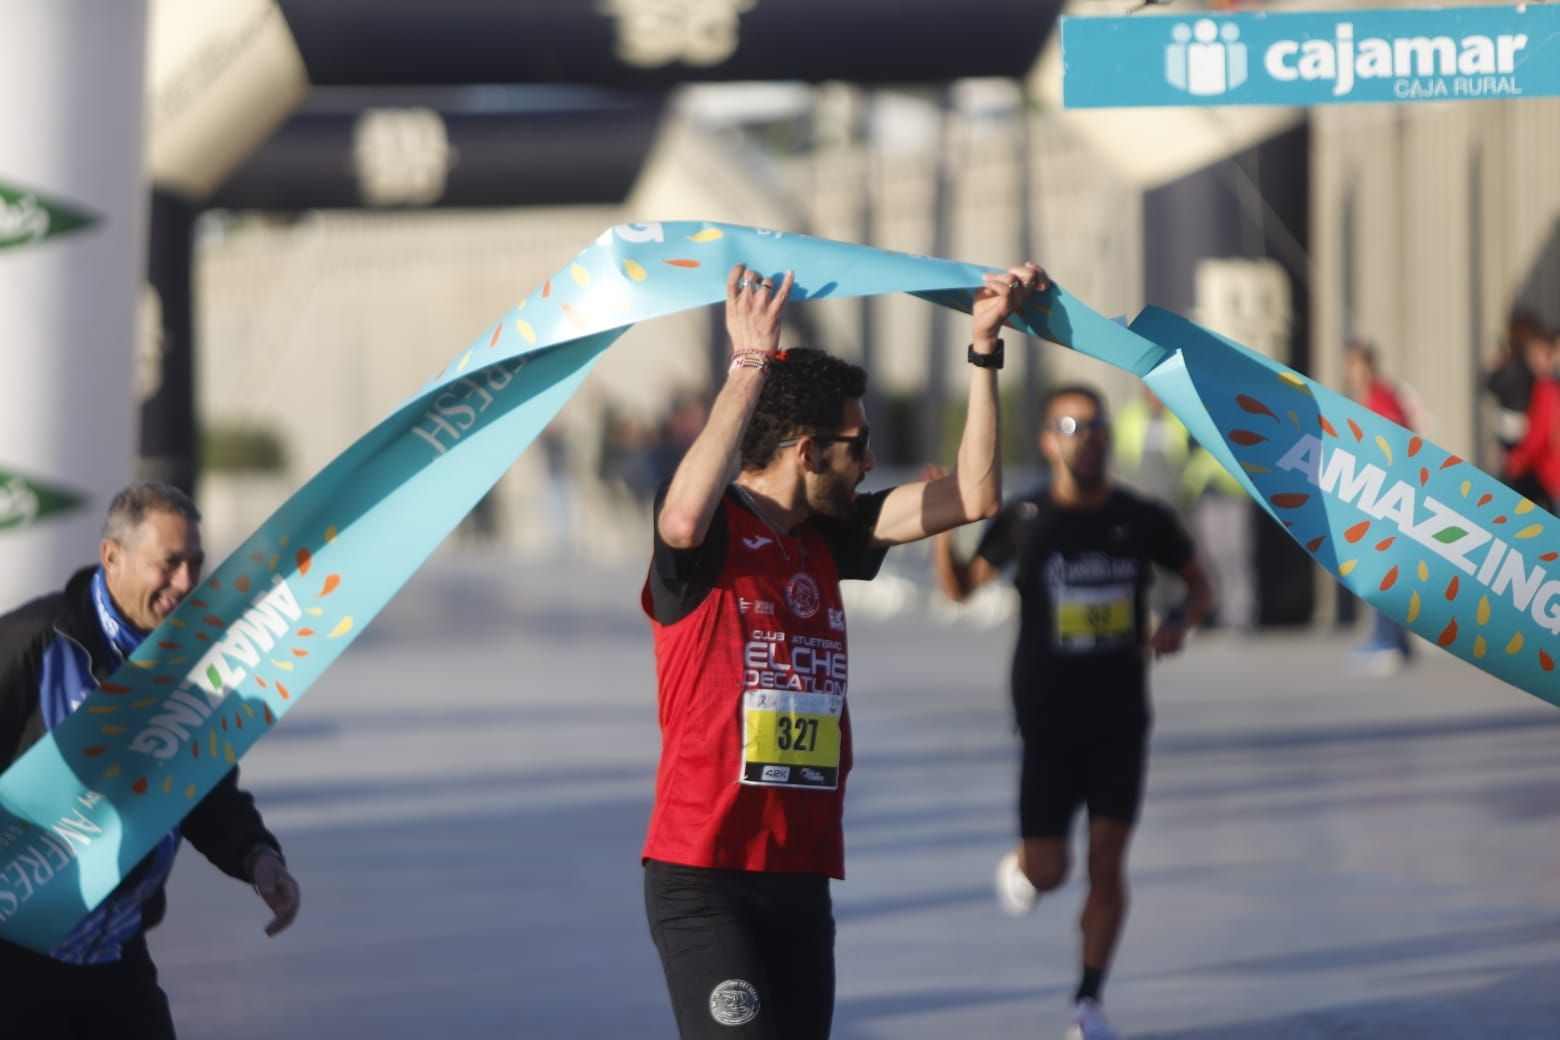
[710,979,760,1026]
[785,573,821,618]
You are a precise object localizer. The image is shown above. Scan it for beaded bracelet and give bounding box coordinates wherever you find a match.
[729,350,774,374]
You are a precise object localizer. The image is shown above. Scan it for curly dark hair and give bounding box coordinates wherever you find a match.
[740,348,867,471]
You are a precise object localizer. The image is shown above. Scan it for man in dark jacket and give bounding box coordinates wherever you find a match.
[0,481,300,1038]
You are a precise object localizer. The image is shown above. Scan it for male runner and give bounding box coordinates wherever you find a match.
[643,258,1045,1038]
[933,384,1211,1040]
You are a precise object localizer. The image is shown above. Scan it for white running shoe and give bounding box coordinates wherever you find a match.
[994,849,1038,917]
[1065,997,1121,1040]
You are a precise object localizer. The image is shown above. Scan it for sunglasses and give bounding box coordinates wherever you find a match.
[1051,415,1109,437]
[779,426,872,462]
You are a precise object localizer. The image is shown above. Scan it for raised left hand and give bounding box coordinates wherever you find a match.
[972,262,1048,343]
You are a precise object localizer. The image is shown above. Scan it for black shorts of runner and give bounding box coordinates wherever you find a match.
[645,859,835,1040]
[1018,722,1148,837]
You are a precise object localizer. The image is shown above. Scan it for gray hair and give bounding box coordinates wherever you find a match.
[102,481,201,545]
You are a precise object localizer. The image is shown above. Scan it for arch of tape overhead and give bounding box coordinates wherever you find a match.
[0,221,1554,952]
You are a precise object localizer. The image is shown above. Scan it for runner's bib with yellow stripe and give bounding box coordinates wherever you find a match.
[1053,582,1135,652]
[741,690,843,789]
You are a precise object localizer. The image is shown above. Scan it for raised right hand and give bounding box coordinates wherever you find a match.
[725,263,795,361]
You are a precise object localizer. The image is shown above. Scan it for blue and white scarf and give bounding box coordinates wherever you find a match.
[89,566,145,665]
[47,568,181,965]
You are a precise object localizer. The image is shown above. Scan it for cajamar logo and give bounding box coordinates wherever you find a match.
[0,181,96,251]
[0,470,88,532]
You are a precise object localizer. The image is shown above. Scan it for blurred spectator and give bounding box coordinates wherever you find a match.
[1485,309,1546,496]
[1114,388,1191,622]
[538,421,579,552]
[1344,339,1413,674]
[599,407,659,508]
[1182,442,1255,634]
[1114,387,1188,505]
[1489,311,1552,501]
[1115,387,1254,632]
[1344,337,1410,426]
[651,390,710,488]
[1504,329,1560,513]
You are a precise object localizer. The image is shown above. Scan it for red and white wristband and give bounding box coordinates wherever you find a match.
[728,349,776,374]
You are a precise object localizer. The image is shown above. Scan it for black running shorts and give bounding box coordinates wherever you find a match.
[1017,722,1148,837]
[644,860,835,1040]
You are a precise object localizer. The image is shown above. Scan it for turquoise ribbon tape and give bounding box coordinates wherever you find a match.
[0,221,1553,951]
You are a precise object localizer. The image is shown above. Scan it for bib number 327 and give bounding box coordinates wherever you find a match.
[741,690,842,789]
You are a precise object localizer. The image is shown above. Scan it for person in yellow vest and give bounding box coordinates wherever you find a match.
[1115,388,1254,633]
[1113,390,1191,625]
[1112,388,1187,507]
[1181,437,1255,634]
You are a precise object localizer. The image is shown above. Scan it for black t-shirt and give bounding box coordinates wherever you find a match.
[648,484,891,625]
[976,485,1193,728]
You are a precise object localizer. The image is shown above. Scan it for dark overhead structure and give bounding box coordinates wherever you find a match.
[143,87,671,494]
[276,0,1062,86]
[144,0,1065,494]
[211,90,667,210]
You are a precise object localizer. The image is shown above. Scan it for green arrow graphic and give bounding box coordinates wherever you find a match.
[0,181,97,250]
[0,470,89,531]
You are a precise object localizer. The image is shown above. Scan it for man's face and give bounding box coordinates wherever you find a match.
[1042,393,1110,490]
[805,397,876,517]
[100,509,205,632]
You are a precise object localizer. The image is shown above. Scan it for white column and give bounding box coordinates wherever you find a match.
[0,1,149,608]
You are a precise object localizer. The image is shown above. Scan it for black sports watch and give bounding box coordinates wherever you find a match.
[967,339,1005,370]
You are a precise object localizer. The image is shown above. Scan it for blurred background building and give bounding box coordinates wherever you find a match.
[5,0,1559,631]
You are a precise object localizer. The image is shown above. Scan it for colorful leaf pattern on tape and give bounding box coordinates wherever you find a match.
[90,542,353,803]
[1131,306,1559,701]
[1,221,1555,957]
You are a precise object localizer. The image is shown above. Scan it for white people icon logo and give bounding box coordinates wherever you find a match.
[1166,19,1248,96]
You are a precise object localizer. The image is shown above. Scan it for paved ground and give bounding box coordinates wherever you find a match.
[151,549,1560,1039]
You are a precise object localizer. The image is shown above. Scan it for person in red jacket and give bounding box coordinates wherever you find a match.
[1344,338,1410,427]
[642,258,1044,1039]
[1344,340,1417,673]
[1504,330,1560,513]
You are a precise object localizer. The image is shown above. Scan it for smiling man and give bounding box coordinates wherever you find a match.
[0,481,300,1039]
[641,259,1044,1039]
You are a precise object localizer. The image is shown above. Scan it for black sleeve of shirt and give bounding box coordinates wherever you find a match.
[182,767,282,880]
[974,500,1022,569]
[1143,498,1196,573]
[647,482,730,626]
[811,488,891,581]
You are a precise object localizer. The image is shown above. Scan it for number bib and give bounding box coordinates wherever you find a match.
[741,690,843,789]
[1053,582,1134,652]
